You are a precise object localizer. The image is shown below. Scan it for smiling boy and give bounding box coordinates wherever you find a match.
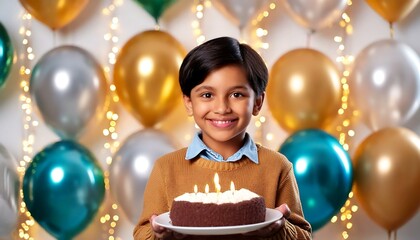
[134,36,312,240]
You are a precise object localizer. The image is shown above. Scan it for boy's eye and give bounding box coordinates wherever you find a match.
[201,93,212,98]
[232,92,244,98]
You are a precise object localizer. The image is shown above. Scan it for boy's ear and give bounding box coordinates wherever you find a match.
[183,95,193,116]
[252,92,265,116]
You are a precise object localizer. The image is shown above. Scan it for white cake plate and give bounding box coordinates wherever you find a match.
[154,208,283,235]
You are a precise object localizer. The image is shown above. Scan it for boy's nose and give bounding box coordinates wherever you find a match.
[213,98,232,114]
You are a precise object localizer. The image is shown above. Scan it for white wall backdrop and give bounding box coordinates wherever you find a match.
[0,0,419,239]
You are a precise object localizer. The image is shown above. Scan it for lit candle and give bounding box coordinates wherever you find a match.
[194,184,198,195]
[214,173,221,193]
[205,184,209,195]
[230,181,235,195]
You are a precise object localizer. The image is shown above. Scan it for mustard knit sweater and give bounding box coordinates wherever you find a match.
[133,145,312,240]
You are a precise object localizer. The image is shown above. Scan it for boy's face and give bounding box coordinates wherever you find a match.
[183,65,264,150]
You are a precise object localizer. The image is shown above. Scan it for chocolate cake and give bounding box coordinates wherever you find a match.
[170,188,266,227]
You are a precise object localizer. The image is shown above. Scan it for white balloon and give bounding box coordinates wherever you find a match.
[212,0,268,30]
[0,144,19,236]
[349,39,420,131]
[282,0,347,31]
[109,129,177,224]
[30,46,109,140]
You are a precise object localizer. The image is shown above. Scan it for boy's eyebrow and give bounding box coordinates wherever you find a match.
[193,85,213,92]
[193,85,250,92]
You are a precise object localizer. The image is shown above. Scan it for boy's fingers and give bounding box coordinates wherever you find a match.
[277,204,291,219]
[150,215,164,232]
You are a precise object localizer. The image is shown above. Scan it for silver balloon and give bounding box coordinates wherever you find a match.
[30,46,109,140]
[109,128,177,224]
[282,0,347,31]
[0,144,19,236]
[212,0,268,30]
[349,39,420,131]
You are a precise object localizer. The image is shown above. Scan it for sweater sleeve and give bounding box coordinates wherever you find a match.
[133,158,168,240]
[270,165,312,240]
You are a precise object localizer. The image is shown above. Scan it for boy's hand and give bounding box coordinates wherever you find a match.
[150,215,186,239]
[243,204,291,238]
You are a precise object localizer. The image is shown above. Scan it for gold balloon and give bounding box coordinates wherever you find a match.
[353,127,420,231]
[19,0,89,30]
[114,30,186,127]
[365,0,420,23]
[267,48,342,133]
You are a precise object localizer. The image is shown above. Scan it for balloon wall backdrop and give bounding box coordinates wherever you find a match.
[23,140,105,239]
[353,127,420,232]
[1,0,420,239]
[30,45,109,140]
[0,22,13,89]
[109,128,177,224]
[349,39,420,131]
[267,48,342,133]
[114,30,186,128]
[0,144,19,237]
[279,129,353,231]
[19,0,89,30]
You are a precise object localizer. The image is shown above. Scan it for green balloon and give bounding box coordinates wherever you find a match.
[23,140,105,239]
[0,22,14,89]
[133,0,177,23]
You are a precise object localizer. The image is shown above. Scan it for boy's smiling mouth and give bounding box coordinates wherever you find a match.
[208,119,237,128]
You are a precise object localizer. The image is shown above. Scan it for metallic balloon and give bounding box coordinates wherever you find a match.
[349,39,420,131]
[19,0,89,30]
[114,30,186,127]
[279,129,353,231]
[282,0,347,31]
[133,0,178,23]
[267,48,342,133]
[30,45,109,140]
[0,22,13,89]
[365,0,419,23]
[212,0,268,30]
[353,127,420,231]
[0,144,19,236]
[23,140,105,239]
[109,128,177,224]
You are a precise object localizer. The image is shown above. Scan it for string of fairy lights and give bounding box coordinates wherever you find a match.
[249,2,275,146]
[100,0,123,239]
[192,0,207,45]
[193,1,359,239]
[329,1,359,239]
[17,11,36,240]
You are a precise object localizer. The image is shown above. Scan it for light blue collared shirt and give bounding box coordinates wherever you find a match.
[185,132,259,164]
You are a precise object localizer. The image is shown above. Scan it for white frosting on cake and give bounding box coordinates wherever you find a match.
[174,188,260,204]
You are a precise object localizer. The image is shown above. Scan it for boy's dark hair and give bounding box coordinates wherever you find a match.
[179,36,268,97]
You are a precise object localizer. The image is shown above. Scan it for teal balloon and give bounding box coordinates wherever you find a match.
[279,129,353,231]
[133,0,177,23]
[0,22,14,89]
[23,140,105,239]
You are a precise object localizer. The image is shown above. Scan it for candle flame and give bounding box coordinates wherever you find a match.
[205,184,209,194]
[214,173,221,193]
[230,181,235,192]
[194,184,198,194]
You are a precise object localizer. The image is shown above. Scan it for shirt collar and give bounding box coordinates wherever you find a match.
[185,132,259,164]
